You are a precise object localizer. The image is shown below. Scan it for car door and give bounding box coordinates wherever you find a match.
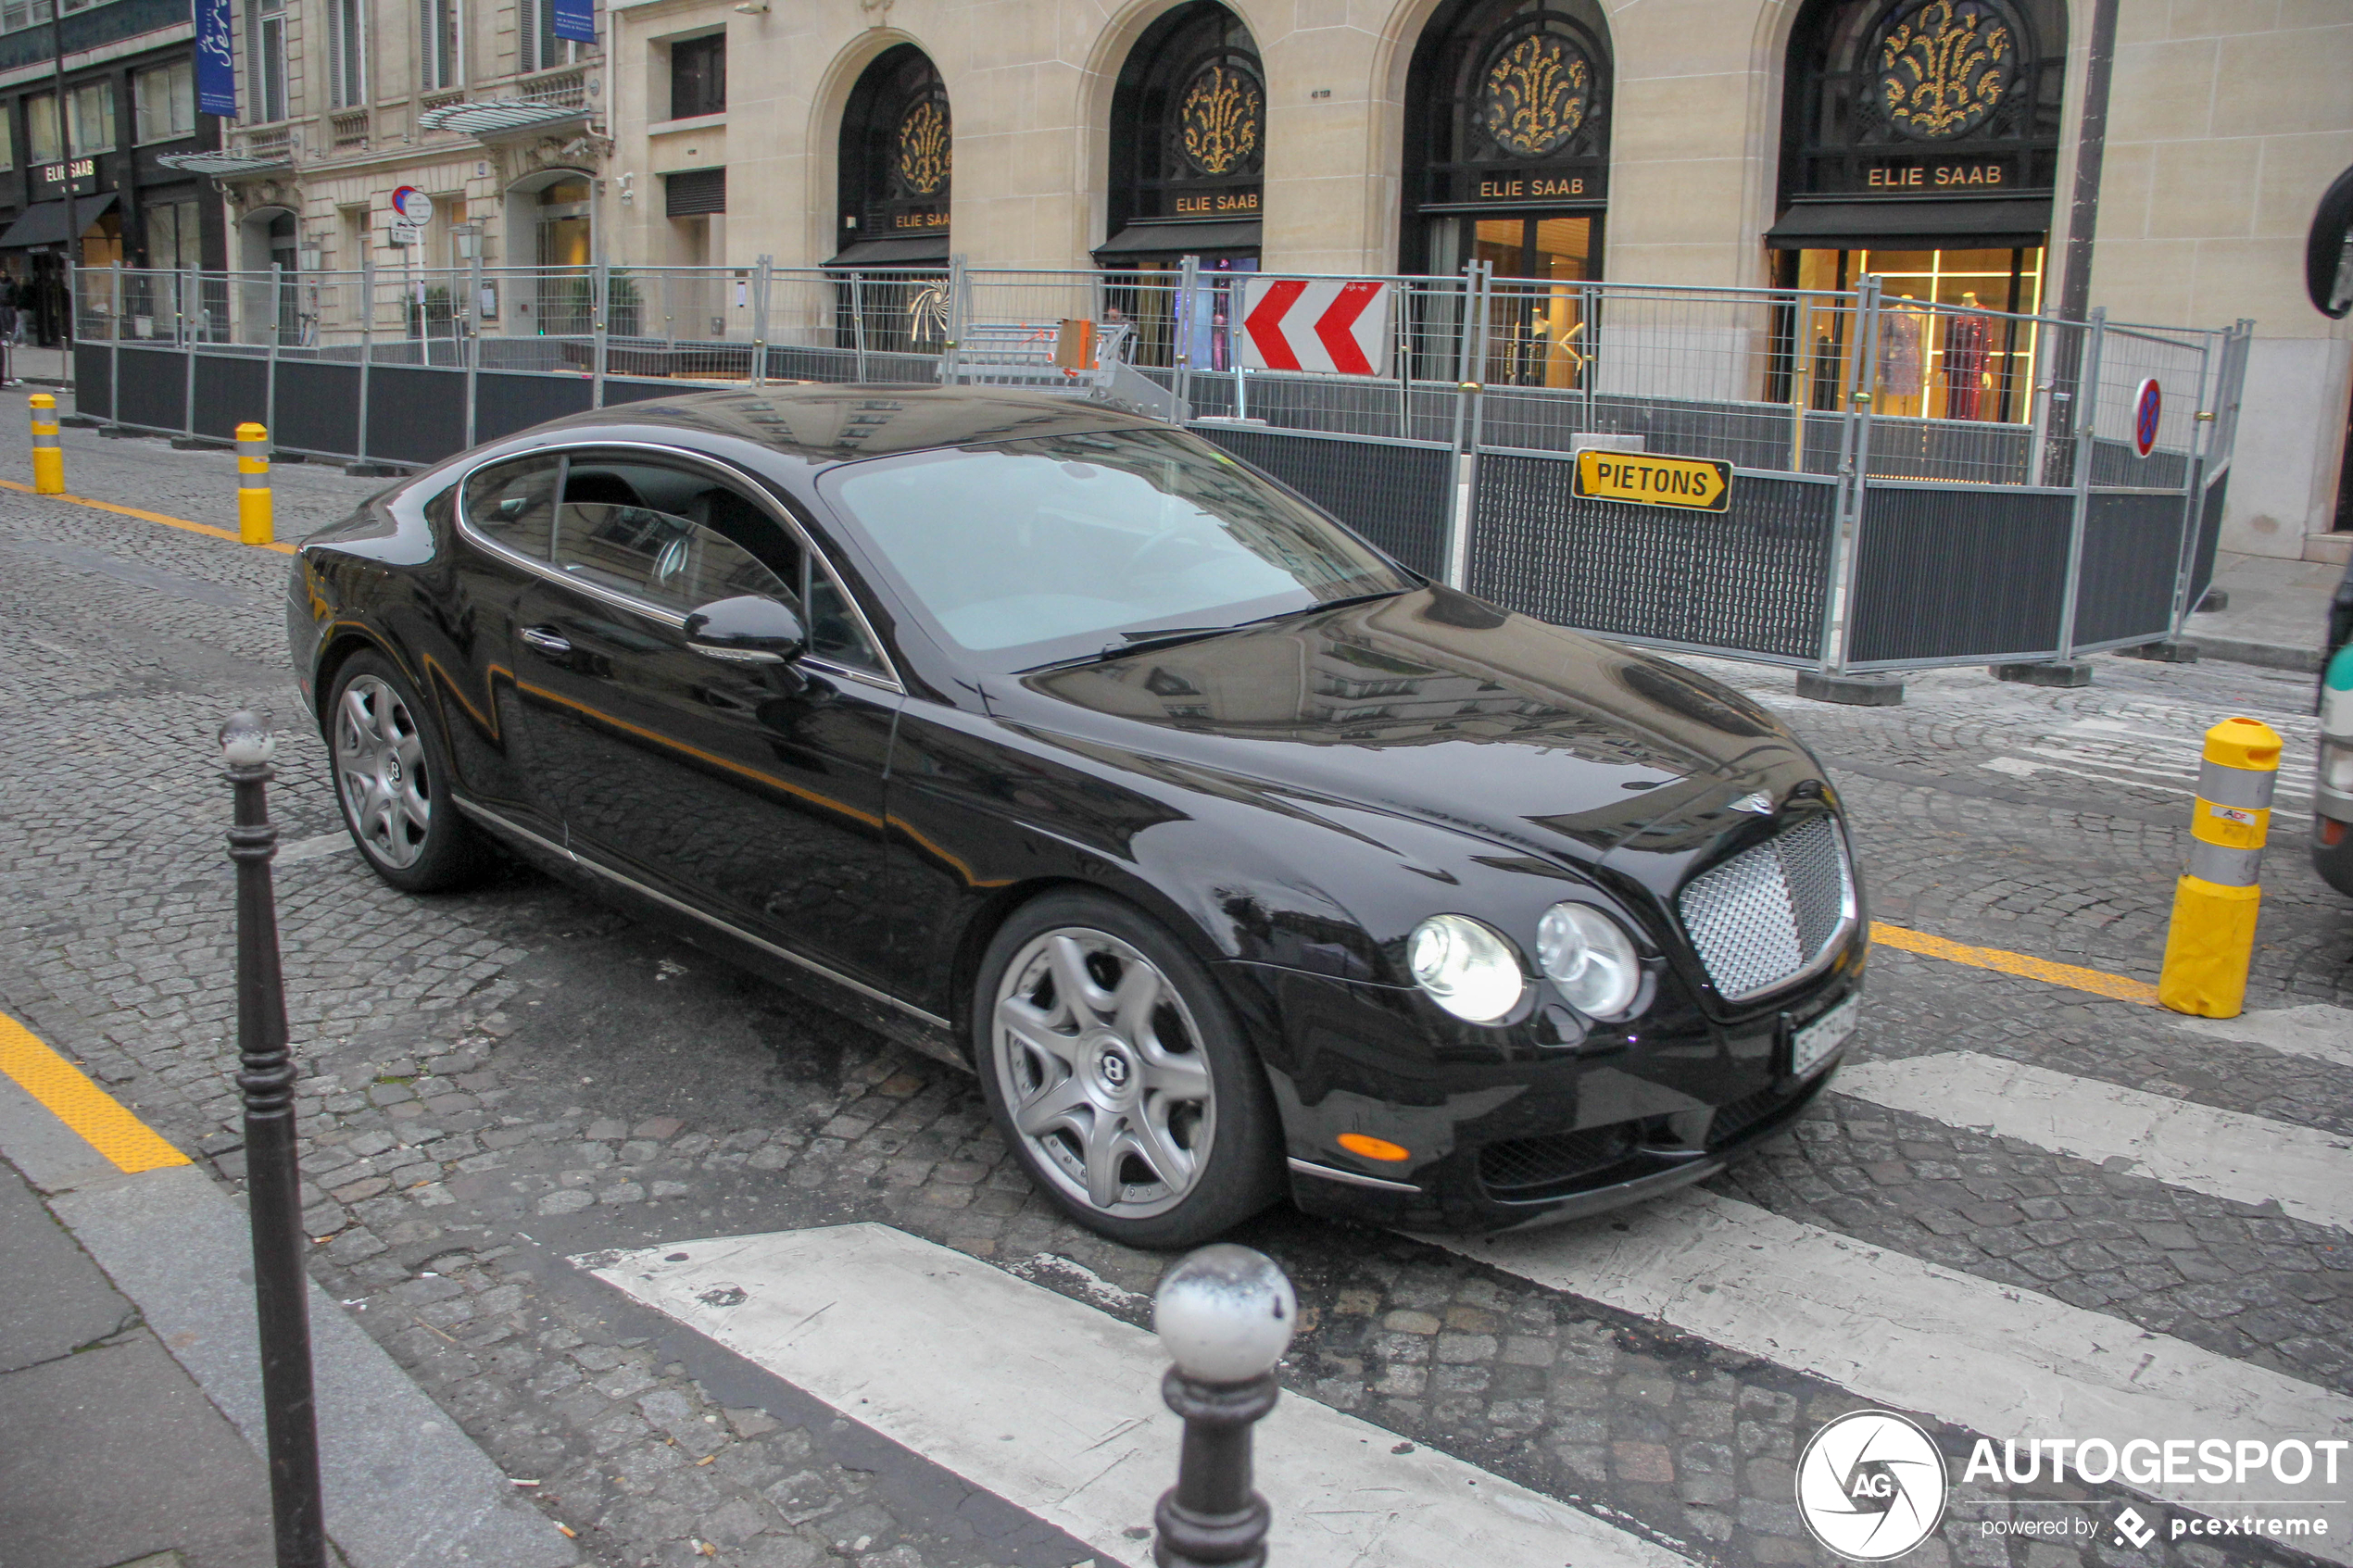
[505,446,902,995]
[442,450,568,842]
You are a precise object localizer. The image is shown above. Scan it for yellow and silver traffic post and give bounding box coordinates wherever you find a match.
[2158,716,2282,1018]
[29,392,61,494]
[236,422,274,546]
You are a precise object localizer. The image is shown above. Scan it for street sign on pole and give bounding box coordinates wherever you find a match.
[1239,278,1391,377]
[1572,450,1733,513]
[2133,377,2162,459]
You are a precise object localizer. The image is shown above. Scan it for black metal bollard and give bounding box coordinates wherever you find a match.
[1151,1244,1297,1568]
[220,710,328,1568]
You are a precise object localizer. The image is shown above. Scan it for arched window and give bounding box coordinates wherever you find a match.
[1097,2,1265,268]
[1769,0,2068,422]
[831,45,951,267]
[1402,0,1611,284]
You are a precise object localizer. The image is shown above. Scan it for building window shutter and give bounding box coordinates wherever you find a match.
[665,167,725,217]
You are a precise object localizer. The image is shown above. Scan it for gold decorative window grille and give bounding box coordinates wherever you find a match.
[896,99,950,197]
[1480,33,1590,159]
[1877,0,2013,141]
[1178,62,1261,176]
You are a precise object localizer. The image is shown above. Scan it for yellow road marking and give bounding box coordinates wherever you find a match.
[0,477,296,555]
[1870,922,2161,1007]
[0,1011,189,1173]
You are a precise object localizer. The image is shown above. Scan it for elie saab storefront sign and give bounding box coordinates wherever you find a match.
[1862,155,2014,191]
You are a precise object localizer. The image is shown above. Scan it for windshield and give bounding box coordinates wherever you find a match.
[822,427,1416,668]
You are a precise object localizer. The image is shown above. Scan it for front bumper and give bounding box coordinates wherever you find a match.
[1221,943,1865,1234]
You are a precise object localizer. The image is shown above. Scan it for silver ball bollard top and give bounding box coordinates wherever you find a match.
[218,710,277,768]
[1152,1244,1296,1385]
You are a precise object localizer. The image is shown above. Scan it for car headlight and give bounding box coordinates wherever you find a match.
[1407,914,1526,1022]
[1537,903,1642,1020]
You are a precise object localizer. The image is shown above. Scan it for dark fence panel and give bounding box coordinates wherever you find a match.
[1847,483,2071,665]
[2090,438,2191,491]
[192,353,269,441]
[475,372,594,444]
[2186,470,2228,611]
[2072,491,2189,649]
[1190,424,1453,580]
[74,342,111,420]
[368,363,469,466]
[114,345,186,432]
[1466,453,1835,660]
[273,359,362,458]
[603,377,692,407]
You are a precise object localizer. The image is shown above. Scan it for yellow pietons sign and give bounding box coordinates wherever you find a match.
[1573,451,1733,513]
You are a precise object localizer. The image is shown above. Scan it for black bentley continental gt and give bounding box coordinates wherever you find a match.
[289,386,1866,1246]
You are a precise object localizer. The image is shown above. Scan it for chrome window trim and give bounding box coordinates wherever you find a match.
[451,437,906,695]
[1287,1157,1422,1195]
[451,795,953,1034]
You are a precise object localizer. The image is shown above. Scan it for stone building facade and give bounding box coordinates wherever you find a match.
[215,0,2352,560]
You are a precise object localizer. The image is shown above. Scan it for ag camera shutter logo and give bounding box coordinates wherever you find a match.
[1796,1410,1950,1560]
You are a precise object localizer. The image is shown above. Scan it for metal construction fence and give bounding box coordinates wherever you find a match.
[67,259,2248,683]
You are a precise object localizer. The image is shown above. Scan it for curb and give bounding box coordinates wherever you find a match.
[2183,634,2323,675]
[0,1063,577,1568]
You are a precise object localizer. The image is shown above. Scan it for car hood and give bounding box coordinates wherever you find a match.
[983,587,1826,874]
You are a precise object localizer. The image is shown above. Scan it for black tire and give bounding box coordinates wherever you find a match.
[324,650,492,894]
[974,889,1283,1249]
[2317,817,2353,898]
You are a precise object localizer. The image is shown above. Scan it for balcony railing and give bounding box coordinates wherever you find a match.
[329,109,368,148]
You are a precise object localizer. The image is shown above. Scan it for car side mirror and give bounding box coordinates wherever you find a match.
[683,595,806,665]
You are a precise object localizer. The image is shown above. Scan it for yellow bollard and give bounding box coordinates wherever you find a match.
[236,421,273,546]
[2158,716,2282,1018]
[29,393,61,494]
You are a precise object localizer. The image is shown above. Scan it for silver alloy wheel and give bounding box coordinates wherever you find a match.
[333,674,433,869]
[991,926,1216,1220]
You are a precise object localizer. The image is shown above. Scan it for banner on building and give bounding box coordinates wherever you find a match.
[552,0,597,44]
[195,0,235,117]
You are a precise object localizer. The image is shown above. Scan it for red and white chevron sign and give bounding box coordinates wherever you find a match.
[1239,278,1392,377]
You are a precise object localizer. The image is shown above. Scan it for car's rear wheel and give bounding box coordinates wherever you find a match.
[327,650,490,893]
[975,890,1280,1248]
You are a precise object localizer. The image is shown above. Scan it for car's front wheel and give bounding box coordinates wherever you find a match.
[326,650,490,893]
[975,891,1281,1249]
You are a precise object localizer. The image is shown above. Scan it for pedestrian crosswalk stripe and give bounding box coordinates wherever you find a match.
[1429,1188,2353,1555]
[2173,1003,2353,1071]
[582,1223,1697,1568]
[1836,1052,2353,1234]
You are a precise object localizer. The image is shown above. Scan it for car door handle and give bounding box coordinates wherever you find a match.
[520,626,573,659]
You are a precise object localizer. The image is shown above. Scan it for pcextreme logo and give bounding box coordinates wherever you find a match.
[1795,1411,1950,1561]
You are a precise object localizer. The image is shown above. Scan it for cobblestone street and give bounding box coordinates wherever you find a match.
[2,408,2348,1568]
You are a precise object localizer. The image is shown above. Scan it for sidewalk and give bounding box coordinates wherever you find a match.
[0,1016,575,1568]
[0,1157,280,1568]
[2184,549,2347,672]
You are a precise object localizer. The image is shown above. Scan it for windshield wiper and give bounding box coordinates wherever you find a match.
[1238,587,1415,627]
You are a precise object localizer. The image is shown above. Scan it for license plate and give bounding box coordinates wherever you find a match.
[1793,996,1860,1077]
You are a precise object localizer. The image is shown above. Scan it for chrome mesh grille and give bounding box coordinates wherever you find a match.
[1678,816,1852,1001]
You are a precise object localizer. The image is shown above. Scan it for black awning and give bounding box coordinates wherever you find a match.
[1093,220,1263,259]
[0,193,119,250]
[824,233,950,267]
[1765,197,2052,251]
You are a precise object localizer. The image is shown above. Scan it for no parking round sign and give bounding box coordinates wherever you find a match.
[2133,377,2162,459]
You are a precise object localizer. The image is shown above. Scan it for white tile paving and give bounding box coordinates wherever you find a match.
[1427,1187,2353,1556]
[583,1223,1699,1568]
[1836,1052,2353,1233]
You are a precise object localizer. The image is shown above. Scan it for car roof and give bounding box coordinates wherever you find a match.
[524,384,1166,466]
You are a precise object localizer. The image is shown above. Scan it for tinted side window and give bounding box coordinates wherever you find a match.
[552,458,799,618]
[463,455,560,558]
[807,569,885,672]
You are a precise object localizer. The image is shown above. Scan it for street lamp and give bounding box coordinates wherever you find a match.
[1151,1245,1296,1568]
